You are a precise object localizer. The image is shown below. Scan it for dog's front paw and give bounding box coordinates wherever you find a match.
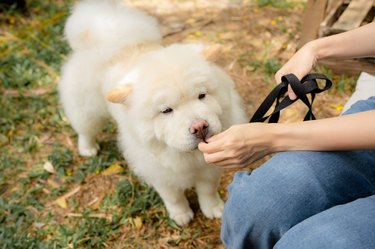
[170,209,194,226]
[78,137,100,157]
[200,198,224,219]
[79,145,99,157]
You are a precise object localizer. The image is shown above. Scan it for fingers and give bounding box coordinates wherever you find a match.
[203,151,238,168]
[198,129,229,153]
[198,136,235,167]
[288,84,297,100]
[198,136,222,154]
[201,149,226,165]
[199,139,250,169]
[198,125,255,169]
[201,149,257,169]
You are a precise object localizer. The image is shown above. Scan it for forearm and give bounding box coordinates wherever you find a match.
[272,110,375,152]
[309,22,375,60]
[199,111,375,168]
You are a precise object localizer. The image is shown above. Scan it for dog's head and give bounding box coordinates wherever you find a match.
[107,44,241,151]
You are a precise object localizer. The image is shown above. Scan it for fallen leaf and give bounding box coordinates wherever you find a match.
[101,164,124,176]
[127,217,143,230]
[194,30,202,37]
[43,161,55,174]
[134,216,143,230]
[331,104,344,111]
[51,186,80,208]
[55,197,67,209]
[335,105,344,111]
[33,222,46,228]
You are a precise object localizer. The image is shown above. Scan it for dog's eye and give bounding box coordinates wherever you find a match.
[198,93,206,100]
[161,107,173,114]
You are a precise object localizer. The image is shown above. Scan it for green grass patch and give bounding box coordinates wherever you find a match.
[0,0,171,242]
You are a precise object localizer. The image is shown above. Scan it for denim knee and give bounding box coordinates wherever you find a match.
[342,96,375,115]
[221,148,375,249]
[274,195,375,249]
[221,171,295,249]
[221,152,331,249]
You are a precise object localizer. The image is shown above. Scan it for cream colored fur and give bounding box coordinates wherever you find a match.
[59,0,247,226]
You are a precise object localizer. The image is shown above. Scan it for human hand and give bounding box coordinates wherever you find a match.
[275,42,318,100]
[198,123,275,168]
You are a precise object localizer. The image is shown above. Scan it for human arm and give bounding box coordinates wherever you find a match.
[198,110,375,168]
[198,22,375,168]
[276,22,375,99]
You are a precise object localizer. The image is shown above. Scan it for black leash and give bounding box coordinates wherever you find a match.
[249,73,332,123]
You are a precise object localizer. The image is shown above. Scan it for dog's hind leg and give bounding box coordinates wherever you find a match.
[59,79,107,156]
[76,118,104,157]
[66,108,106,157]
[59,56,109,157]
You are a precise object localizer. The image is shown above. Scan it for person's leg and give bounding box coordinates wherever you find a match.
[343,95,375,115]
[342,73,375,113]
[221,97,375,249]
[221,150,375,249]
[274,194,375,249]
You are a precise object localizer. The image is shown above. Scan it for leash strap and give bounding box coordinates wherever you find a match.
[249,73,332,123]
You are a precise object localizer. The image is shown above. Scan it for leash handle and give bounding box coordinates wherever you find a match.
[249,73,332,123]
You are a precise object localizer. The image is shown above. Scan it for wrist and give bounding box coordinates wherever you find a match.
[306,36,339,61]
[270,123,305,152]
[268,123,287,152]
[259,123,290,153]
[304,40,324,63]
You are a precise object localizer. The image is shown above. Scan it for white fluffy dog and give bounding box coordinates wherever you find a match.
[59,0,247,226]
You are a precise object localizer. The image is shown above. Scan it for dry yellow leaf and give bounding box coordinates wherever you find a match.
[335,105,344,111]
[101,164,124,176]
[66,170,72,177]
[133,216,143,230]
[194,30,202,37]
[331,104,344,111]
[55,197,68,209]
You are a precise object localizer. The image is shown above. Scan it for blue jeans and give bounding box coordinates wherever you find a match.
[221,97,375,249]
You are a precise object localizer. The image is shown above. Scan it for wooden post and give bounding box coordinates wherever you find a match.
[298,0,328,49]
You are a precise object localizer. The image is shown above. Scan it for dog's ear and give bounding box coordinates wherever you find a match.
[201,44,224,61]
[182,43,224,62]
[106,84,132,104]
[184,43,225,62]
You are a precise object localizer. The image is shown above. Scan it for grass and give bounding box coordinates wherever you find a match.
[0,1,164,248]
[255,0,292,8]
[0,0,357,248]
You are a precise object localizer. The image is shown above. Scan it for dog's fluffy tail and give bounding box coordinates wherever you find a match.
[65,0,162,52]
